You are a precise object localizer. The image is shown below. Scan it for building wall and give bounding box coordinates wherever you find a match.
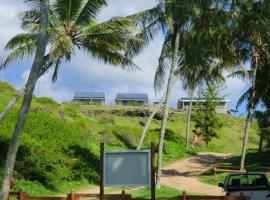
[116,100,148,106]
[74,99,105,105]
[177,100,229,114]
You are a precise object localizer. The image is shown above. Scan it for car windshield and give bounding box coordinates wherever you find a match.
[227,174,269,188]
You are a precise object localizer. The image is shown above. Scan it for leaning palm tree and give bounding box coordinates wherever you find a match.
[0,0,144,197]
[0,1,49,199]
[229,0,270,170]
[129,0,196,187]
[0,0,144,124]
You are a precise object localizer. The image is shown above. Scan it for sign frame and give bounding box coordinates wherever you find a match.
[103,149,151,187]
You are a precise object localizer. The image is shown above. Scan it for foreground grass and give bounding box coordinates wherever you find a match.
[128,186,181,198]
[199,149,270,186]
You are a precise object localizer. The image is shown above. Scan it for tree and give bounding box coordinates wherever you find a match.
[253,110,270,153]
[129,0,197,187]
[192,85,224,147]
[229,0,270,170]
[0,0,145,198]
[0,0,49,199]
[0,0,145,124]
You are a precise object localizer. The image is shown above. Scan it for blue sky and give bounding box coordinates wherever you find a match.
[0,0,249,114]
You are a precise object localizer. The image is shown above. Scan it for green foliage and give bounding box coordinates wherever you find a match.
[0,83,260,195]
[36,97,58,106]
[0,81,16,96]
[192,85,224,146]
[200,149,270,186]
[129,185,181,198]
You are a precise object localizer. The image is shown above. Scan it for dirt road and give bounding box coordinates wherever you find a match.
[161,152,230,195]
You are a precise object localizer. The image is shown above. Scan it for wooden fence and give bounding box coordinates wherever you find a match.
[213,167,270,177]
[9,190,250,200]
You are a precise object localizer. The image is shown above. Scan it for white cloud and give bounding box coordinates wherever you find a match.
[0,0,249,110]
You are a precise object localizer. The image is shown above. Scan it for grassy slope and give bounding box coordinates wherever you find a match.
[0,81,260,196]
[200,149,270,186]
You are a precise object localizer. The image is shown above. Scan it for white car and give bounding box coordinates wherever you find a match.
[219,172,270,200]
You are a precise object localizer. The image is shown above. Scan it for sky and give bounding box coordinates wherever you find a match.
[0,0,249,114]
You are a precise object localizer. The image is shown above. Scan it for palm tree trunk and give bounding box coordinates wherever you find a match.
[185,90,194,150]
[258,131,263,153]
[240,49,258,171]
[137,78,177,150]
[156,29,180,188]
[0,89,24,125]
[0,1,49,199]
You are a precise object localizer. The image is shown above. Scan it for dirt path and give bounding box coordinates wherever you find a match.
[161,152,230,195]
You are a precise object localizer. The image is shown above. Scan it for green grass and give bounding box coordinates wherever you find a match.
[0,81,261,196]
[128,186,181,198]
[199,149,270,186]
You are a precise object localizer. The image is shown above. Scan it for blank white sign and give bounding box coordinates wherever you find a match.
[104,150,151,187]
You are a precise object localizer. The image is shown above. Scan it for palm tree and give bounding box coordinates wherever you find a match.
[129,0,196,187]
[0,1,49,199]
[254,110,270,153]
[229,0,270,170]
[0,0,144,198]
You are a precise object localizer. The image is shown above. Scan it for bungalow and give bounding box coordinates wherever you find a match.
[73,92,105,105]
[177,97,230,114]
[115,93,148,106]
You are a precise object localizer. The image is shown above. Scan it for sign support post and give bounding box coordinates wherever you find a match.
[100,143,104,200]
[151,142,156,200]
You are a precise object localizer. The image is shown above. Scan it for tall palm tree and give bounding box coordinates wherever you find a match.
[254,109,270,153]
[0,0,144,197]
[130,0,197,187]
[0,0,144,125]
[0,1,49,199]
[229,0,270,170]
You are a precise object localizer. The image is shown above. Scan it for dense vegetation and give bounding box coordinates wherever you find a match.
[0,81,260,195]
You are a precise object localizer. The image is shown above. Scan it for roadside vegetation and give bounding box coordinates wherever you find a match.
[200,149,270,186]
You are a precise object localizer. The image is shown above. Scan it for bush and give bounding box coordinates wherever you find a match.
[36,97,58,106]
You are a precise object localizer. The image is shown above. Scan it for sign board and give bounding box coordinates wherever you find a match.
[104,150,151,187]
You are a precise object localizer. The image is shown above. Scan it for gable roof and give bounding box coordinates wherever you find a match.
[179,97,229,102]
[115,93,148,101]
[73,92,105,100]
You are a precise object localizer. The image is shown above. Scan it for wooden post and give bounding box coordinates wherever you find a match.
[182,191,186,200]
[151,142,156,200]
[69,190,75,200]
[240,192,244,200]
[214,167,217,178]
[100,143,104,200]
[18,190,26,200]
[121,189,126,200]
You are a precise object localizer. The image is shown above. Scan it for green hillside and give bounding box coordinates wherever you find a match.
[0,81,260,195]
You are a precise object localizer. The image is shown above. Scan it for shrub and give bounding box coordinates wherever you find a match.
[36,97,58,106]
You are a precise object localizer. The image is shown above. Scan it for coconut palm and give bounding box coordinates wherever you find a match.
[254,110,270,153]
[129,0,198,187]
[229,0,270,170]
[0,1,49,199]
[0,0,144,198]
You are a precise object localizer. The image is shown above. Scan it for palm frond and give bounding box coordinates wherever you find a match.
[73,0,106,26]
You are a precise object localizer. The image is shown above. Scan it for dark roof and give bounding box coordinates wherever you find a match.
[179,97,229,102]
[74,92,105,100]
[115,93,148,101]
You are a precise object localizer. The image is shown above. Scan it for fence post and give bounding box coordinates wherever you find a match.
[182,191,186,200]
[100,143,104,200]
[69,190,76,200]
[214,167,217,178]
[151,142,156,200]
[121,189,126,200]
[240,192,244,200]
[18,190,25,200]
